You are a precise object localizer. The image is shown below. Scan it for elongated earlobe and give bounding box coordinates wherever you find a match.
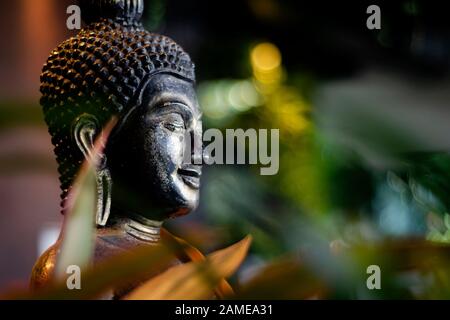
[73,114,112,227]
[95,164,112,226]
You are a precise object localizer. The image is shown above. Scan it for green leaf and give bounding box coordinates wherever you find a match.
[55,118,117,278]
[54,165,97,278]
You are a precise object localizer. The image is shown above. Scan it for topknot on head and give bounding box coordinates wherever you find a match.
[79,0,144,27]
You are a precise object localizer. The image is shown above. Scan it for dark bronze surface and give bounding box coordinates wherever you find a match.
[31,0,203,297]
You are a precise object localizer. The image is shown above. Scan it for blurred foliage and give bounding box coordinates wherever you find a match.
[175,36,450,299]
[125,236,251,300]
[0,101,43,130]
[4,0,450,300]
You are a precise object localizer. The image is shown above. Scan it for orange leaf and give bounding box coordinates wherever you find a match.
[124,235,252,300]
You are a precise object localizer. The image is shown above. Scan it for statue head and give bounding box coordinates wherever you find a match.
[40,0,202,225]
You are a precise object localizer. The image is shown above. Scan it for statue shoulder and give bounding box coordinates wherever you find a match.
[29,241,60,291]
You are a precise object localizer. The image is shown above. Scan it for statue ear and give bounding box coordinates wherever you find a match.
[73,114,100,162]
[73,114,112,227]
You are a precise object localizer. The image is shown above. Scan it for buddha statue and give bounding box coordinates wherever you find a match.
[30,0,209,298]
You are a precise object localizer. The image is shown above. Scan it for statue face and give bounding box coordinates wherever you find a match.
[106,74,203,221]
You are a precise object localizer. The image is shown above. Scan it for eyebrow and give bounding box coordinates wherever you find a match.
[153,101,195,124]
[148,92,197,113]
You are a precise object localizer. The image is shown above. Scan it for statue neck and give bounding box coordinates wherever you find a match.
[111,213,163,244]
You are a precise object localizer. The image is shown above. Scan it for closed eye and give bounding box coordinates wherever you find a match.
[163,112,185,132]
[157,101,193,125]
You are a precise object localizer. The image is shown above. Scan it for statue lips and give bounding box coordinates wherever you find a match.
[178,167,201,189]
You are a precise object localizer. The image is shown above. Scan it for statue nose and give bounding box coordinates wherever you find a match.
[188,130,203,165]
[202,149,210,164]
[191,152,203,165]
